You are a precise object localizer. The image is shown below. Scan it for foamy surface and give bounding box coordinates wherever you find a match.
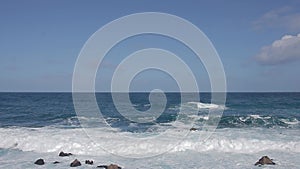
[0,127,299,168]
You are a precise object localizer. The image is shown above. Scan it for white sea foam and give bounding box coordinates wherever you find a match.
[239,115,271,122]
[1,127,300,169]
[187,102,227,109]
[187,114,209,121]
[249,114,261,119]
[0,127,299,157]
[280,118,299,125]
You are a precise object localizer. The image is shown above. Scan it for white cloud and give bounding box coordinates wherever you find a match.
[253,6,300,31]
[255,34,300,65]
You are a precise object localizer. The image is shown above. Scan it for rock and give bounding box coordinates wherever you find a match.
[85,160,93,165]
[255,156,275,166]
[59,151,72,157]
[34,159,45,165]
[190,127,197,131]
[97,164,121,169]
[70,159,81,167]
[53,161,60,164]
[108,164,122,169]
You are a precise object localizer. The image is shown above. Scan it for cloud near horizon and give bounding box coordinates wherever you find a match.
[255,34,300,65]
[253,6,300,31]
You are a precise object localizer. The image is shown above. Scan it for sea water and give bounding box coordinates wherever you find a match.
[0,93,299,168]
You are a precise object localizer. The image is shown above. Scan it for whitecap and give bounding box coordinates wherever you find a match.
[187,102,227,109]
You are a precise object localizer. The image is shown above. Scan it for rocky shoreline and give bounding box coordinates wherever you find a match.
[34,151,277,168]
[34,151,122,168]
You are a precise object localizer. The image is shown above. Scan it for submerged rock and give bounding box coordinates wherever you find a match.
[97,164,122,169]
[255,156,275,166]
[34,159,45,165]
[59,151,73,157]
[85,160,93,165]
[70,159,81,167]
[53,161,60,164]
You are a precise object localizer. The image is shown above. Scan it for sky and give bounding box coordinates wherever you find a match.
[1,0,300,92]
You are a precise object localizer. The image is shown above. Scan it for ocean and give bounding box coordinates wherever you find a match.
[0,92,299,168]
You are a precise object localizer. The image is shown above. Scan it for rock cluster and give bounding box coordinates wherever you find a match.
[34,152,278,168]
[85,160,94,165]
[33,151,122,168]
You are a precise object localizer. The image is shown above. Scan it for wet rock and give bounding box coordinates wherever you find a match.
[97,164,122,169]
[108,164,122,169]
[59,151,72,157]
[85,160,93,165]
[255,156,275,166]
[190,127,197,131]
[53,161,60,164]
[70,159,81,167]
[34,159,45,165]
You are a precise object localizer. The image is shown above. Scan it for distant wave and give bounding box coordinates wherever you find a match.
[217,115,299,128]
[187,102,227,109]
[55,113,299,131]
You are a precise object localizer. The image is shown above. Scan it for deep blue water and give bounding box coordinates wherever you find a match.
[1,92,299,169]
[0,92,299,129]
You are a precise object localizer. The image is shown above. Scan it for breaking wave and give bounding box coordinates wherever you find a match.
[0,127,299,156]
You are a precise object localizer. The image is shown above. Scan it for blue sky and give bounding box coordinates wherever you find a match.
[1,0,300,92]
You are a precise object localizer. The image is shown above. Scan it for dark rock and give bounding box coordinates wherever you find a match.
[34,159,45,165]
[85,160,93,165]
[255,156,275,166]
[53,161,60,164]
[70,159,81,167]
[59,151,72,157]
[97,164,121,169]
[108,164,122,169]
[190,127,197,131]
